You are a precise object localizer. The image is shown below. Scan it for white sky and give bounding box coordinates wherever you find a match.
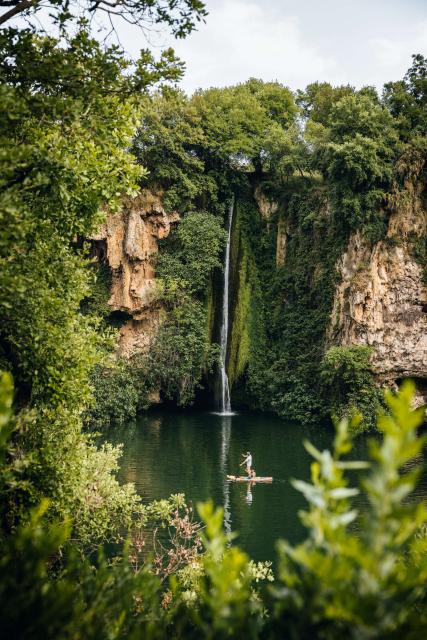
[114,0,427,95]
[7,0,427,95]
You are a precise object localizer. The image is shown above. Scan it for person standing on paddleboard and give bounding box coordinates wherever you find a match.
[240,452,252,476]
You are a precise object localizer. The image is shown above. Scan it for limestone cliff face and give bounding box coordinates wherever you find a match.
[90,191,178,356]
[254,186,277,219]
[254,185,290,267]
[329,188,427,403]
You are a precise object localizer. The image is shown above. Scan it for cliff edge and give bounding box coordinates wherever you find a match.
[90,191,179,357]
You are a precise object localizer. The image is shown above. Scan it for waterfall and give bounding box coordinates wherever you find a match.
[219,197,234,415]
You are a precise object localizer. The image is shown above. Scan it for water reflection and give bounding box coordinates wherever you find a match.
[98,409,427,570]
[219,415,233,545]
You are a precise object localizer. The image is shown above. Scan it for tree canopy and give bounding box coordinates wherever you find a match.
[0,0,207,556]
[0,0,207,37]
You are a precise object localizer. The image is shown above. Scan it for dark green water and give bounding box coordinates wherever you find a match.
[98,409,395,568]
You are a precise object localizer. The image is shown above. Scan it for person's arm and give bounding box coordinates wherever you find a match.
[239,460,246,466]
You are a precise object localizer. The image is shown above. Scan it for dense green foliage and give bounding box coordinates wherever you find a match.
[324,95,401,241]
[230,183,386,425]
[0,25,182,402]
[156,210,228,294]
[148,295,221,406]
[383,53,427,140]
[85,358,155,426]
[264,379,427,638]
[0,0,206,554]
[320,345,385,430]
[80,262,115,326]
[131,80,299,215]
[3,2,427,633]
[242,185,343,422]
[148,210,228,405]
[219,57,427,425]
[3,371,427,637]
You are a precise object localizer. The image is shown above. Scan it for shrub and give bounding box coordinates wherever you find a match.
[262,379,427,638]
[320,344,385,430]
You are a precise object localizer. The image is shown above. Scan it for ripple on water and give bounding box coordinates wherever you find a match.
[99,410,427,570]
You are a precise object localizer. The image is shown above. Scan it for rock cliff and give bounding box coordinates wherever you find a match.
[329,170,427,404]
[90,191,178,357]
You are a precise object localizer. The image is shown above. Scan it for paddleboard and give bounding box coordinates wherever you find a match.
[227,475,273,482]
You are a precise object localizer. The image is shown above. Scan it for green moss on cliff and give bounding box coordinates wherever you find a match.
[226,180,349,422]
[228,204,254,387]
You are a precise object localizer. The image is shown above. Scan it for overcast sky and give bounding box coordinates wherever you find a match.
[8,0,427,95]
[111,0,427,95]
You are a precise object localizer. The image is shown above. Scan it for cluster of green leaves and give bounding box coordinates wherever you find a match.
[156,210,229,294]
[0,25,183,400]
[4,401,142,554]
[4,237,113,408]
[131,79,299,214]
[265,380,427,638]
[383,53,427,140]
[131,89,221,214]
[0,371,33,494]
[1,499,161,640]
[85,355,157,426]
[320,345,385,430]
[80,261,115,324]
[0,2,201,550]
[146,210,228,406]
[297,59,427,242]
[297,81,357,125]
[149,294,221,407]
[324,94,401,241]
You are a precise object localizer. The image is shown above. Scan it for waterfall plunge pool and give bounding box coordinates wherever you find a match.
[99,409,427,569]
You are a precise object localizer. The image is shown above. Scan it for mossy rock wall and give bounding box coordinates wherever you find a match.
[228,198,264,390]
[223,179,349,420]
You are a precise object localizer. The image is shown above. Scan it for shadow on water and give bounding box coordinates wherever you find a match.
[99,409,427,570]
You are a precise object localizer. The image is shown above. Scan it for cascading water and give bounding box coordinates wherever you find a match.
[219,196,234,415]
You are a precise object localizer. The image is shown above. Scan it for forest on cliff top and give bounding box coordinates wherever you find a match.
[2,0,427,637]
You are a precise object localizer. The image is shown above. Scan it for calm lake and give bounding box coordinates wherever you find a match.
[98,408,427,569]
